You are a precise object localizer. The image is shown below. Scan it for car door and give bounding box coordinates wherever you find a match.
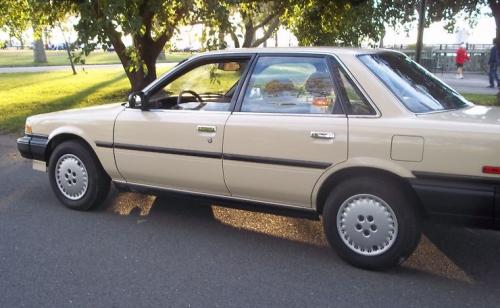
[223,55,348,207]
[114,55,253,196]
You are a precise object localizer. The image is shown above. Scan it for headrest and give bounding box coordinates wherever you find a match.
[305,72,334,96]
[263,79,295,96]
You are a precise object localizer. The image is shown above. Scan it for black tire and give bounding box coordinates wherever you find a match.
[48,140,110,211]
[322,176,421,270]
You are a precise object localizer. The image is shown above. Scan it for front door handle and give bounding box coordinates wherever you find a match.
[197,125,217,133]
[310,131,335,140]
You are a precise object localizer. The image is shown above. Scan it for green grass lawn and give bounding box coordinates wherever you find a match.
[0,67,497,134]
[0,65,173,133]
[462,93,498,106]
[0,50,191,67]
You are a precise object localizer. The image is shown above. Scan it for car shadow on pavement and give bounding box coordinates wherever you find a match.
[102,189,500,284]
[420,222,500,286]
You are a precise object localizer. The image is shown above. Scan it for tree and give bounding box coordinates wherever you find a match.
[58,22,77,75]
[229,1,285,48]
[283,0,497,47]
[0,0,30,49]
[285,0,389,46]
[488,1,500,50]
[384,0,499,50]
[202,1,288,50]
[71,0,204,91]
[0,0,66,61]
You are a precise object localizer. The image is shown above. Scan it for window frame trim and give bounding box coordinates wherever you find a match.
[330,54,381,118]
[356,52,470,115]
[142,53,257,112]
[233,53,348,116]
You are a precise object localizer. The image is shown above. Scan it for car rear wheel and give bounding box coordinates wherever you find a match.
[48,140,110,210]
[323,176,421,270]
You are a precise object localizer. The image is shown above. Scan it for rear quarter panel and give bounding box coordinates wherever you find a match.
[312,53,500,209]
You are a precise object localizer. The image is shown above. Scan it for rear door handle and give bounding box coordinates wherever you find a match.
[310,131,335,140]
[197,125,217,133]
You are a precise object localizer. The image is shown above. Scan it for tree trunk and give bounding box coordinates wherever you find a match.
[229,30,240,48]
[491,0,500,49]
[58,24,76,74]
[125,50,159,92]
[33,38,47,63]
[490,0,500,103]
[251,17,280,48]
[103,29,157,92]
[242,20,256,48]
[127,69,157,92]
[17,35,24,49]
[66,46,77,75]
[242,30,255,47]
[218,29,226,49]
[379,27,385,48]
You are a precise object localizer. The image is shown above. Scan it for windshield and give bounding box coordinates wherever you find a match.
[358,53,472,113]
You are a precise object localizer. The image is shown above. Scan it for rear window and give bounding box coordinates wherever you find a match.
[358,53,472,113]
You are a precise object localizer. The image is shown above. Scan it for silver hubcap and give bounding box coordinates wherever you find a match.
[55,154,88,200]
[337,194,398,256]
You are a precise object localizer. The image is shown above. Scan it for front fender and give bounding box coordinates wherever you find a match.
[44,126,122,181]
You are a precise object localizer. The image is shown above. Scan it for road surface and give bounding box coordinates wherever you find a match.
[438,73,498,95]
[0,134,499,307]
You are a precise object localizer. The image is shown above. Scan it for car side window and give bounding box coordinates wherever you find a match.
[338,70,376,116]
[148,59,249,111]
[240,56,343,114]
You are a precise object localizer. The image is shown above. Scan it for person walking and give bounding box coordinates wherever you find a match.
[488,38,499,88]
[455,43,470,79]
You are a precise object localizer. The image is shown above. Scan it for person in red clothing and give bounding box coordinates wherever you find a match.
[455,43,470,79]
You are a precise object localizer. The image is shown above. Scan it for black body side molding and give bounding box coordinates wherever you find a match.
[96,142,332,169]
[410,171,500,229]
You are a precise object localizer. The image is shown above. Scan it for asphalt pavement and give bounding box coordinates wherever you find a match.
[438,72,499,95]
[1,134,500,307]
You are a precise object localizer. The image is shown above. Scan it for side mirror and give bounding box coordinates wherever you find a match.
[128,91,147,109]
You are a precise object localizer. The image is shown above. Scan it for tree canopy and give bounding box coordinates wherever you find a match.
[0,0,30,42]
[200,1,288,50]
[285,0,387,46]
[284,0,494,47]
[0,0,68,62]
[72,0,203,91]
[1,0,498,91]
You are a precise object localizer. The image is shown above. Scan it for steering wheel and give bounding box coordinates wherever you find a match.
[176,90,206,110]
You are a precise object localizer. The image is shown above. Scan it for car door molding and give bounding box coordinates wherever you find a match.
[111,142,223,159]
[95,141,113,148]
[97,141,332,169]
[223,153,332,169]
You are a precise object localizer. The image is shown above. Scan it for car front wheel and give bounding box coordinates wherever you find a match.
[323,176,421,270]
[48,140,110,210]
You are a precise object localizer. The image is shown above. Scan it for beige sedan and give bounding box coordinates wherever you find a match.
[17,48,500,270]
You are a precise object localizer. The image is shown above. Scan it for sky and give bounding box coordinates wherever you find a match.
[383,12,496,46]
